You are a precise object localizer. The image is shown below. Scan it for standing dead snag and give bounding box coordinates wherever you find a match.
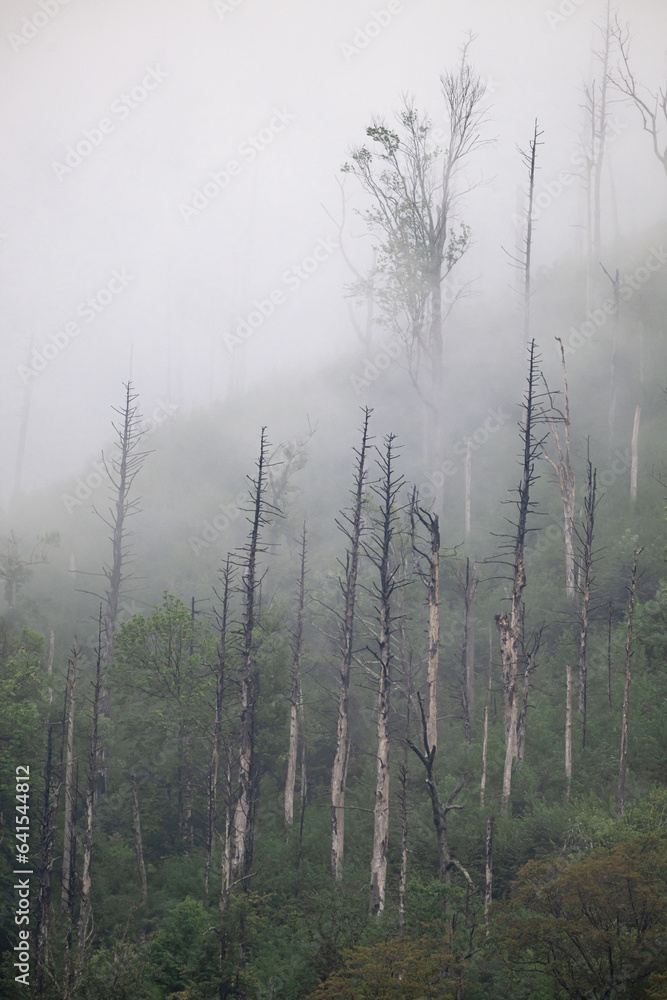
[207,556,234,894]
[365,434,405,915]
[407,694,468,891]
[516,628,542,766]
[232,429,280,881]
[457,558,478,746]
[617,548,641,818]
[285,525,307,829]
[505,119,543,345]
[89,382,149,797]
[575,456,598,747]
[331,408,372,879]
[493,341,547,810]
[542,339,576,600]
[410,493,440,753]
[60,647,78,914]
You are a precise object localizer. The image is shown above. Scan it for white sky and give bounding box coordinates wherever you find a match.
[1,0,666,499]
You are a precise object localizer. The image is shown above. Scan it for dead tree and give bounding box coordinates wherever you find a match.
[493,341,546,810]
[232,429,279,881]
[407,694,468,895]
[484,814,494,933]
[130,775,148,906]
[574,456,598,747]
[285,526,307,828]
[206,556,234,893]
[331,408,372,879]
[505,119,543,345]
[457,558,478,746]
[60,647,78,913]
[542,339,576,600]
[365,434,405,915]
[410,494,440,753]
[610,16,667,178]
[76,612,104,980]
[617,548,641,817]
[565,664,573,800]
[90,382,149,797]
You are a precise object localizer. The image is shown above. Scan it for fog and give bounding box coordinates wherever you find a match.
[1,0,666,502]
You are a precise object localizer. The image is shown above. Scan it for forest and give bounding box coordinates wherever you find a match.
[2,3,667,1000]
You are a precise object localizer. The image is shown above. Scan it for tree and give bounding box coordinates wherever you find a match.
[364,434,405,914]
[496,837,667,1000]
[285,525,307,829]
[343,42,487,468]
[331,408,372,879]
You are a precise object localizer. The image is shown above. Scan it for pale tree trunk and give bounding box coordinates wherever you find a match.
[97,382,148,798]
[206,557,232,894]
[497,341,542,810]
[480,625,493,807]
[331,409,371,878]
[459,559,477,745]
[617,549,641,817]
[76,614,103,981]
[397,560,413,934]
[285,526,307,828]
[296,742,308,870]
[630,404,640,501]
[577,459,597,747]
[544,339,576,600]
[233,429,274,881]
[130,775,148,906]
[464,438,472,539]
[521,120,542,344]
[565,664,573,800]
[602,267,620,457]
[368,435,402,915]
[411,495,440,753]
[61,649,78,913]
[220,751,233,913]
[484,814,494,934]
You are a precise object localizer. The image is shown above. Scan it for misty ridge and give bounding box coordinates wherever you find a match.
[2,1,667,999]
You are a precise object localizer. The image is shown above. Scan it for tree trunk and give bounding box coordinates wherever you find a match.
[233,429,273,881]
[411,497,440,753]
[60,649,78,913]
[460,559,477,745]
[207,557,232,893]
[130,775,148,906]
[76,615,103,980]
[617,549,641,817]
[480,627,493,807]
[630,404,640,502]
[517,637,539,766]
[285,526,307,828]
[565,664,573,800]
[497,341,541,810]
[368,435,402,915]
[484,814,494,933]
[577,459,597,747]
[544,340,576,600]
[331,408,371,878]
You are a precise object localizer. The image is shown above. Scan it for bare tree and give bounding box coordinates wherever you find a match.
[365,434,405,914]
[565,663,573,800]
[617,548,641,817]
[232,429,280,881]
[542,340,576,600]
[610,16,667,178]
[331,408,372,878]
[285,526,307,828]
[505,120,543,345]
[457,558,478,746]
[410,495,440,753]
[575,456,598,747]
[60,647,78,913]
[493,341,547,810]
